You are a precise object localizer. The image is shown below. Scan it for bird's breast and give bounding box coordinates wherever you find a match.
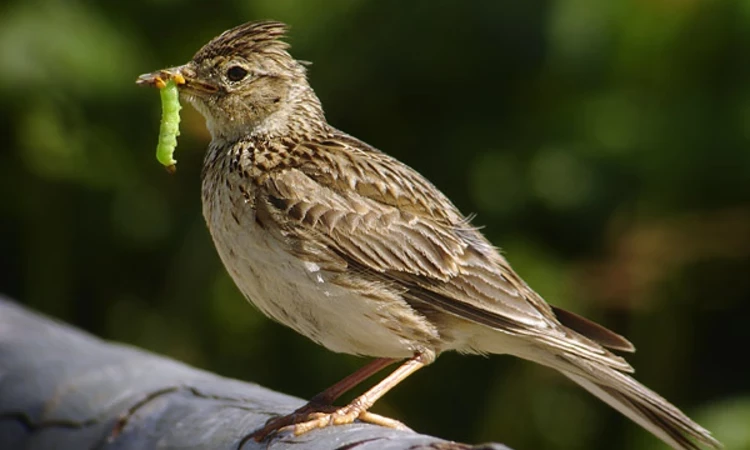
[200,160,435,358]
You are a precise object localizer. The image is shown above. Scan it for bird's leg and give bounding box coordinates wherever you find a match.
[309,357,398,406]
[291,352,431,436]
[252,357,398,441]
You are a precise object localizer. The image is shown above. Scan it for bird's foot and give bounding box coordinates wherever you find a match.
[293,407,410,435]
[251,401,335,441]
[252,400,409,441]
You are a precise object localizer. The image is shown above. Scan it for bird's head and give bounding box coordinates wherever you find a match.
[138,21,323,141]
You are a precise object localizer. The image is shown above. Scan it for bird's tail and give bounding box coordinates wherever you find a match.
[553,354,721,450]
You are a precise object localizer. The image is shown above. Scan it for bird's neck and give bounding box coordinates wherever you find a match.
[217,84,328,143]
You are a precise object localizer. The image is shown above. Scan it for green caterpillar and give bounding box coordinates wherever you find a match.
[156,78,182,172]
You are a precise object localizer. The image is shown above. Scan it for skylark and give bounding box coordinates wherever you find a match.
[138,21,721,449]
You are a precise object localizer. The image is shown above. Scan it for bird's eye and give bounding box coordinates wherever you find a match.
[226,66,248,82]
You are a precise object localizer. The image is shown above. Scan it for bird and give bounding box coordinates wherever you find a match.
[137,20,721,449]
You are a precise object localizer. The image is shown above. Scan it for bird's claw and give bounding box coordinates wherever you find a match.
[252,403,410,441]
[293,408,410,435]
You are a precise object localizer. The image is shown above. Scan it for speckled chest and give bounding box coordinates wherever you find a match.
[199,139,429,358]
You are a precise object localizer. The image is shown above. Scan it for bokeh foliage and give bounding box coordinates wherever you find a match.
[1,1,749,449]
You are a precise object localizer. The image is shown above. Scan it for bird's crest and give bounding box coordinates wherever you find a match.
[192,20,292,64]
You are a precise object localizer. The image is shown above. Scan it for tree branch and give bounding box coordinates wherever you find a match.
[0,296,512,450]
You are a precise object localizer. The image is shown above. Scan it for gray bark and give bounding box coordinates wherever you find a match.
[0,296,512,450]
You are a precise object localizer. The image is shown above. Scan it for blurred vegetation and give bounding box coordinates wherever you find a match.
[1,1,749,449]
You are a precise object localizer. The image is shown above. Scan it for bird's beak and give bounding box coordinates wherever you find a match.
[136,65,187,88]
[136,64,218,93]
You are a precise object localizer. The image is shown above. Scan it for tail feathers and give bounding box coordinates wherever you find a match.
[560,360,721,450]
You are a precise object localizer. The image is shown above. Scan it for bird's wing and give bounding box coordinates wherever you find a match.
[254,133,632,364]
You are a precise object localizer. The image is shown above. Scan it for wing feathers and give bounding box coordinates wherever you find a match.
[250,133,719,448]
[552,306,635,353]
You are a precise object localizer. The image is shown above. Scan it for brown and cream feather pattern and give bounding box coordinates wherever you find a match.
[203,123,719,449]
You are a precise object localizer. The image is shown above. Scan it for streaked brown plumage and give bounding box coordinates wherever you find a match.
[137,21,721,449]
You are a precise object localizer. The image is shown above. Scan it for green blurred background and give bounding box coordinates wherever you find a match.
[1,0,749,449]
